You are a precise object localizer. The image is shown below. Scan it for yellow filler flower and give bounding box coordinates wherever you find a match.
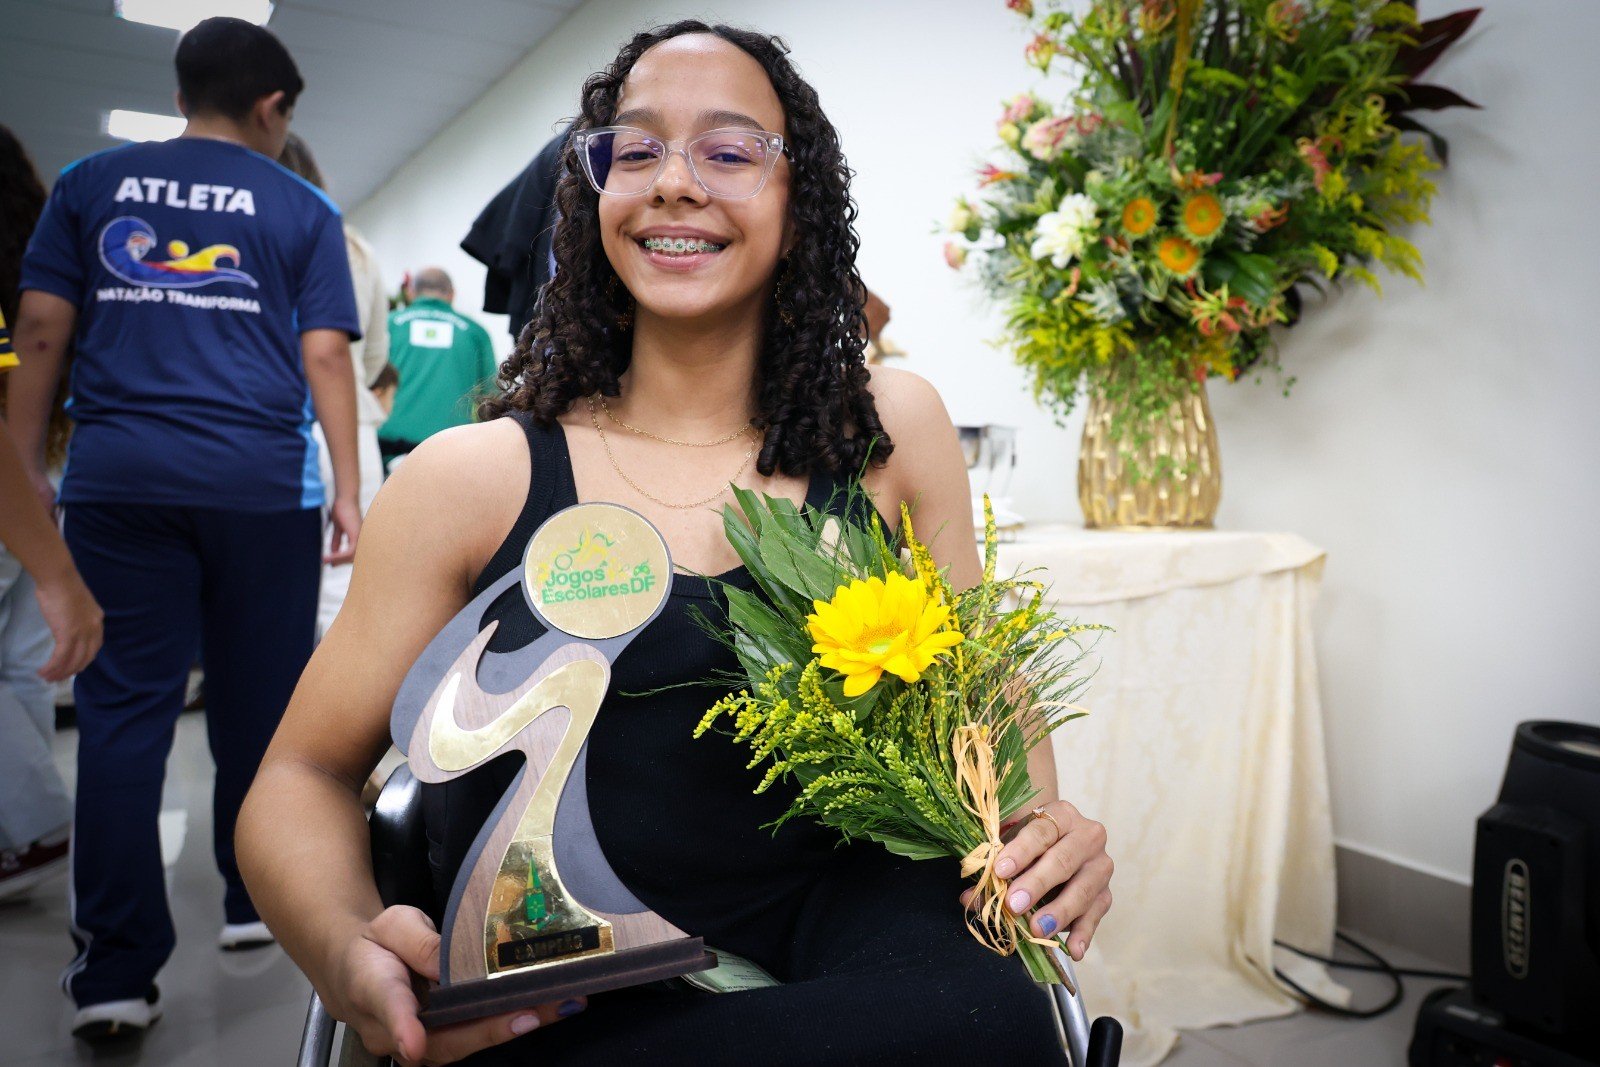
[807,573,964,697]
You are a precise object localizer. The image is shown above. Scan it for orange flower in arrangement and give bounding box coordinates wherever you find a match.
[1298,137,1333,192]
[1062,265,1083,297]
[1175,170,1223,191]
[1266,0,1307,41]
[1121,197,1157,237]
[977,163,1020,188]
[1180,193,1225,241]
[1140,0,1176,33]
[1251,202,1290,232]
[1024,33,1057,71]
[1157,236,1201,277]
[1193,296,1249,337]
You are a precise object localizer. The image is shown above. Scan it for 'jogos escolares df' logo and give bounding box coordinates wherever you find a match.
[533,530,659,605]
[98,216,259,289]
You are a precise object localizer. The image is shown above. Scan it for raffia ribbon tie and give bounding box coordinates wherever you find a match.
[953,724,1074,992]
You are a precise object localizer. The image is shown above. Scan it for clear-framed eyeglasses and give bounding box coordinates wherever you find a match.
[575,126,791,200]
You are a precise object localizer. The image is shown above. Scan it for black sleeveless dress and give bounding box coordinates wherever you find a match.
[427,413,1064,1065]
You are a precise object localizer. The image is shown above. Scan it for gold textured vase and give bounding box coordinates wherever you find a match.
[1077,381,1221,528]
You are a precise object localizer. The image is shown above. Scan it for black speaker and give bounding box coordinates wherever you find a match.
[1470,721,1600,1046]
[1412,722,1600,1066]
[1409,987,1600,1067]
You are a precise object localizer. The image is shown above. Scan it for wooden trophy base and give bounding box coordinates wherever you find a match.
[419,938,719,1028]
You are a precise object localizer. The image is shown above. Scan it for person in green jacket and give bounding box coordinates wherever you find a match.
[377,267,498,468]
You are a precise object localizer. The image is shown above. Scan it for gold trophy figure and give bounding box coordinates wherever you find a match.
[391,503,715,1026]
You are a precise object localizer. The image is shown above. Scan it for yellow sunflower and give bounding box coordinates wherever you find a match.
[1180,192,1225,240]
[1157,235,1201,277]
[807,573,964,697]
[1121,196,1157,237]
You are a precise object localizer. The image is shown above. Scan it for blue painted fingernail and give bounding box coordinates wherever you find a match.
[1038,914,1058,936]
[1008,889,1031,912]
[558,998,586,1018]
[995,857,1016,877]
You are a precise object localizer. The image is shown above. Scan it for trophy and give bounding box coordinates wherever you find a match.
[391,502,717,1027]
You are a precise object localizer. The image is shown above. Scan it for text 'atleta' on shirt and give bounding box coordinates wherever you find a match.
[113,175,258,215]
[19,137,361,512]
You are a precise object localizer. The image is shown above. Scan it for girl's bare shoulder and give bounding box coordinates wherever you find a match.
[862,365,964,509]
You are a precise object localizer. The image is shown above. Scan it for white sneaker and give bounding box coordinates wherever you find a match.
[218,920,275,951]
[71,986,162,1043]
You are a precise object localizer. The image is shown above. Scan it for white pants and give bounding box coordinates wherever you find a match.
[312,422,385,640]
[0,544,72,851]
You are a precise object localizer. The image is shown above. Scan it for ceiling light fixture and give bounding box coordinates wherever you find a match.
[105,109,187,142]
[114,0,275,33]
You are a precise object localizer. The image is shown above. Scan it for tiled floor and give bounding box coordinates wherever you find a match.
[1160,962,1454,1067]
[0,713,1460,1065]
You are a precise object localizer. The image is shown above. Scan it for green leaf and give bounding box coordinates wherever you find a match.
[756,522,840,602]
[1101,99,1144,137]
[722,493,764,563]
[866,831,950,862]
[724,587,784,644]
[1186,63,1248,92]
[1204,250,1279,307]
[1018,941,1062,985]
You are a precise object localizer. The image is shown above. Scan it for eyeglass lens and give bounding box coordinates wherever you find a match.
[582,128,777,198]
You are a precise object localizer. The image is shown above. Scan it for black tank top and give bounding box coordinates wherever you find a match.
[422,412,884,975]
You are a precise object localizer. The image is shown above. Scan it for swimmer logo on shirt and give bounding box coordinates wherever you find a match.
[97,216,260,290]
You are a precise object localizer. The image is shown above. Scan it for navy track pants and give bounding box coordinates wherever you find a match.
[60,503,320,1007]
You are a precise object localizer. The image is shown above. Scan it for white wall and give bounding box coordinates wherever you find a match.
[351,0,1600,885]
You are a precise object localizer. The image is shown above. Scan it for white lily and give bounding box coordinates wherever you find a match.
[1030,193,1098,269]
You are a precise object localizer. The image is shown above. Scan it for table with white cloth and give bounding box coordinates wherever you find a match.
[996,524,1347,1066]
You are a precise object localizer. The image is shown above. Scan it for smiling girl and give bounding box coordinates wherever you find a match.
[237,21,1111,1066]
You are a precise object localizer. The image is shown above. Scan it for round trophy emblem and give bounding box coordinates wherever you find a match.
[522,503,672,640]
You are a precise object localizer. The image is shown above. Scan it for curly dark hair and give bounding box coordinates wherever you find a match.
[480,20,891,478]
[0,123,47,327]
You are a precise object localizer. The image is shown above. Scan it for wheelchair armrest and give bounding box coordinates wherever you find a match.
[369,764,439,914]
[297,992,336,1067]
[1048,940,1123,1067]
[297,764,437,1066]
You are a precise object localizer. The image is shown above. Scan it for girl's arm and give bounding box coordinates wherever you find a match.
[863,366,1060,805]
[868,369,1109,959]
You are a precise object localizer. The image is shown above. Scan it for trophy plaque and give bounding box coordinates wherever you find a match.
[391,502,717,1027]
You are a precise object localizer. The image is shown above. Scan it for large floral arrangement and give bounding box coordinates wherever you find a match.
[694,492,1103,984]
[946,0,1478,431]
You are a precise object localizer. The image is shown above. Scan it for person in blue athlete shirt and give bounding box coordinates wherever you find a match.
[5,17,363,1043]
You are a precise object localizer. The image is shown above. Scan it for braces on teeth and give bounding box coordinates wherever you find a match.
[643,237,725,254]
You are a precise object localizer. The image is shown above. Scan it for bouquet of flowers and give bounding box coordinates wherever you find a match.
[694,490,1103,984]
[946,0,1478,440]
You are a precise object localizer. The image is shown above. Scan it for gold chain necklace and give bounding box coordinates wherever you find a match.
[599,395,752,447]
[587,396,758,510]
